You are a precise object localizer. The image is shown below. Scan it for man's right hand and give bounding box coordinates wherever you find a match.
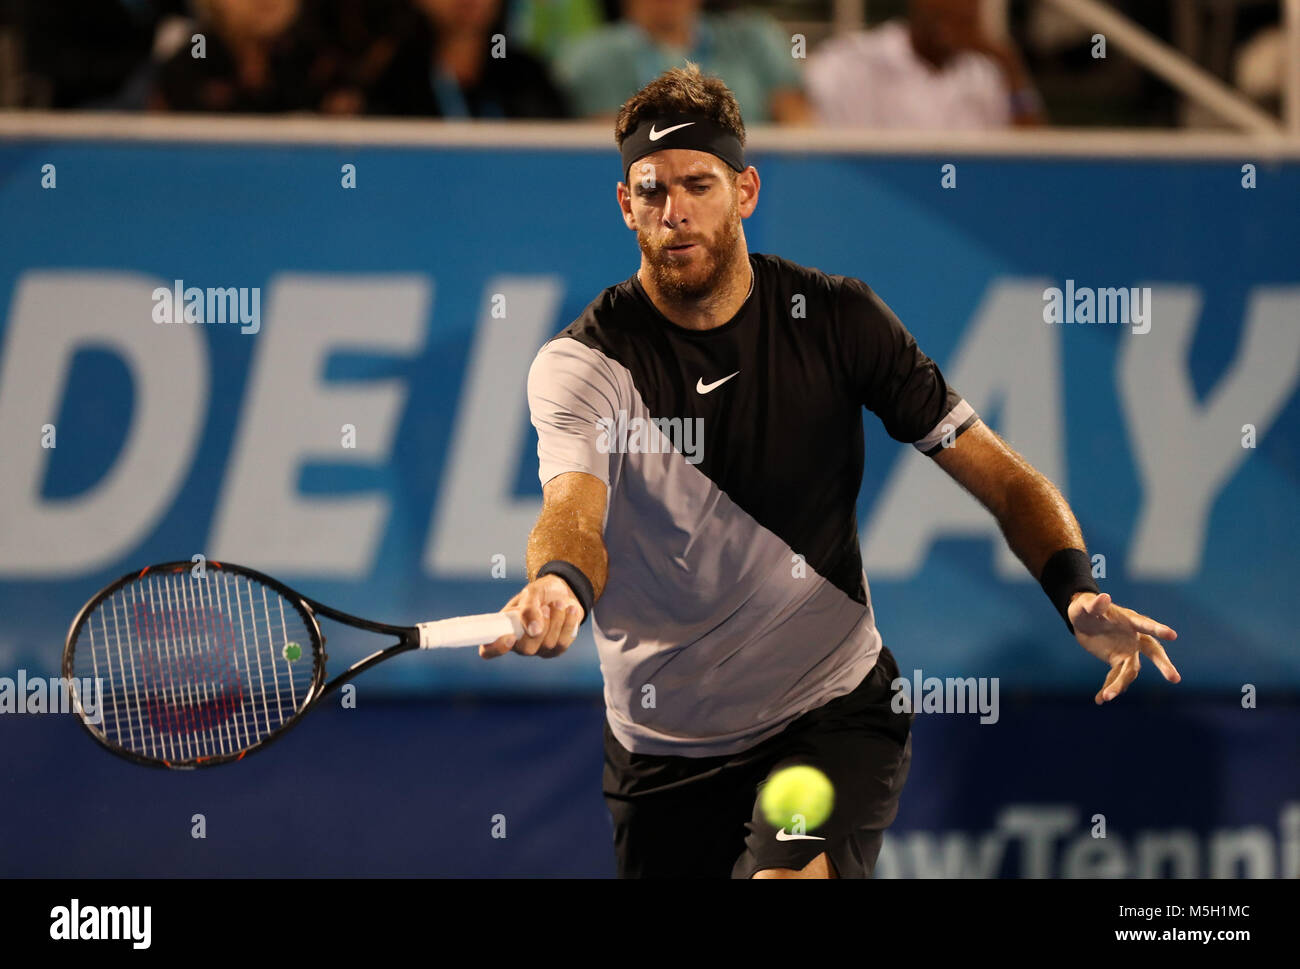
[480,574,584,660]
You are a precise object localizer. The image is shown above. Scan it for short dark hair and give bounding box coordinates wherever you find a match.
[614,62,746,153]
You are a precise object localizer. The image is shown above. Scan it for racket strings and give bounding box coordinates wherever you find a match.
[70,569,317,764]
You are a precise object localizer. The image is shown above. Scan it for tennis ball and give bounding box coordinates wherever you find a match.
[283,642,302,661]
[760,765,834,832]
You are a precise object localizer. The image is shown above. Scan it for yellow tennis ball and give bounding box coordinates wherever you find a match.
[760,765,834,831]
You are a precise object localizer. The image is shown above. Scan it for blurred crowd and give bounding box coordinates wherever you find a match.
[0,0,1290,128]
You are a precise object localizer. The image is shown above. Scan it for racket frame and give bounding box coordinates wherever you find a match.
[63,560,425,770]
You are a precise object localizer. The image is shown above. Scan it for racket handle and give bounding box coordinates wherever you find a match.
[416,612,525,649]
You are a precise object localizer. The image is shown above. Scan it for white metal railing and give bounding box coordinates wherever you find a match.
[817,0,1300,135]
[1045,0,1288,134]
[1,111,1298,158]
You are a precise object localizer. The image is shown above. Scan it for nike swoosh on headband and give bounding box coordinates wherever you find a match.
[649,122,696,141]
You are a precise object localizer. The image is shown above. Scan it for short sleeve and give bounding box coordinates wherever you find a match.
[528,337,621,487]
[741,12,804,95]
[552,29,639,118]
[837,277,979,455]
[805,34,869,126]
[970,57,1013,127]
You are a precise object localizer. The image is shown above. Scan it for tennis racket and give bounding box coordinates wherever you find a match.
[62,560,524,770]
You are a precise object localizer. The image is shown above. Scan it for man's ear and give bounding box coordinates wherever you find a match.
[736,166,760,217]
[617,181,637,230]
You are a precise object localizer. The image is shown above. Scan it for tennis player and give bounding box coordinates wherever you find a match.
[481,63,1180,879]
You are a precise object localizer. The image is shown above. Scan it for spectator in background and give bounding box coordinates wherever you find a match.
[309,0,412,116]
[16,0,169,109]
[1235,25,1287,112]
[151,0,323,112]
[806,0,1044,129]
[508,0,606,62]
[554,0,810,123]
[365,0,570,118]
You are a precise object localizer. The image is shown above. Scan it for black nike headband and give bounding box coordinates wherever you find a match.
[620,114,746,185]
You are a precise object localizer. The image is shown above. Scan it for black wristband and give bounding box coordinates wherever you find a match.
[1039,548,1099,634]
[536,560,594,625]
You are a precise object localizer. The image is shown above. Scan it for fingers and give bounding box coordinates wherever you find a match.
[1069,592,1112,633]
[479,635,514,659]
[1138,634,1182,684]
[521,599,585,658]
[480,613,529,657]
[531,599,568,655]
[479,594,523,658]
[537,605,583,659]
[1094,663,1122,705]
[1123,609,1178,641]
[517,601,551,648]
[562,603,582,641]
[1095,652,1140,705]
[1091,633,1183,703]
[511,601,553,657]
[480,576,582,660]
[1074,595,1178,648]
[1092,597,1176,641]
[1086,592,1111,615]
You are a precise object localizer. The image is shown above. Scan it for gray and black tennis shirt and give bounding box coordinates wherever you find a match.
[527,252,979,757]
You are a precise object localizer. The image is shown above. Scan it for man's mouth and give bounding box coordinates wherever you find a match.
[665,243,697,252]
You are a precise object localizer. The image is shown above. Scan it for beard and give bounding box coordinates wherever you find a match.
[637,193,742,301]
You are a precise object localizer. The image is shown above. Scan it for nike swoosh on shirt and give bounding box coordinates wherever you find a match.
[649,122,695,141]
[775,829,826,841]
[696,371,740,394]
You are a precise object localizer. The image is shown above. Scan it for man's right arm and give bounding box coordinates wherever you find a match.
[486,335,617,659]
[480,470,608,660]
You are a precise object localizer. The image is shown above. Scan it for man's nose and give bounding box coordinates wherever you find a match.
[662,188,688,227]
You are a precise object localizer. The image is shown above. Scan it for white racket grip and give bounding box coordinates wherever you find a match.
[417,612,525,649]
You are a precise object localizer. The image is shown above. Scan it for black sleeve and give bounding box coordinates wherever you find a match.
[836,276,977,453]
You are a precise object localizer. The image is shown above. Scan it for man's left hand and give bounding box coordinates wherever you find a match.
[1069,592,1181,704]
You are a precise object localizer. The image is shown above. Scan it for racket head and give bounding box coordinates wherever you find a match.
[63,560,326,769]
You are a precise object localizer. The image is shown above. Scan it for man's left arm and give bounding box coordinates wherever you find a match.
[931,419,1181,704]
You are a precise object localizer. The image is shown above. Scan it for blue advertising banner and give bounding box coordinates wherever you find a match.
[1,136,1297,696]
[3,694,1295,876]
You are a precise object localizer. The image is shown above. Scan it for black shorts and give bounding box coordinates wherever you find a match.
[602,645,914,878]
